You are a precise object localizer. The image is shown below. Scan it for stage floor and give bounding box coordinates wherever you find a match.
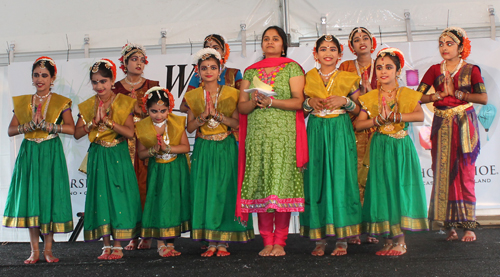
[1,228,499,276]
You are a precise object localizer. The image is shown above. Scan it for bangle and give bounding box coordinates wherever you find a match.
[17,125,24,134]
[196,116,206,125]
[343,96,356,112]
[463,93,469,102]
[303,98,313,112]
[267,97,274,108]
[104,117,114,129]
[165,145,172,154]
[455,90,464,100]
[148,147,158,157]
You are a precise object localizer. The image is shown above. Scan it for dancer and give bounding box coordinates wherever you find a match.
[3,57,74,264]
[185,48,254,257]
[113,43,159,250]
[180,34,242,113]
[237,26,308,257]
[418,27,487,242]
[136,87,191,257]
[300,35,362,256]
[356,48,429,256]
[74,59,142,260]
[339,27,379,245]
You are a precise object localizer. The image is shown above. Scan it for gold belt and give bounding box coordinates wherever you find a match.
[434,103,473,118]
[198,131,231,141]
[379,129,408,139]
[25,134,58,143]
[94,137,126,147]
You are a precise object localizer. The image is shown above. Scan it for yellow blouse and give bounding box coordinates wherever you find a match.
[359,87,422,135]
[13,93,71,139]
[78,93,136,143]
[135,114,186,164]
[184,85,239,135]
[304,69,360,118]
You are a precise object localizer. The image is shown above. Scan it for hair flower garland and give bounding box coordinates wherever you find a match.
[193,48,222,64]
[35,56,58,76]
[118,43,149,73]
[90,59,117,80]
[141,86,175,114]
[377,47,405,68]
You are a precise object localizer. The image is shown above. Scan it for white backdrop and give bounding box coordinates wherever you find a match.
[1,38,499,242]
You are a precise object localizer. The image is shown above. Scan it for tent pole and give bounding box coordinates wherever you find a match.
[489,6,496,40]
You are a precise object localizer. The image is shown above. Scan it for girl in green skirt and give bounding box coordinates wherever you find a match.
[185,48,254,257]
[74,59,142,260]
[356,48,429,256]
[136,87,191,257]
[4,57,75,264]
[300,35,363,256]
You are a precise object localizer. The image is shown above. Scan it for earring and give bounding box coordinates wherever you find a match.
[112,86,116,90]
[124,68,127,73]
[459,54,462,58]
[218,75,221,82]
[50,83,54,87]
[199,77,202,84]
[314,59,320,69]
[282,49,285,56]
[32,82,35,86]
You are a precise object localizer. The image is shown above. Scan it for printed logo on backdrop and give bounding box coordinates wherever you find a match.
[421,165,499,186]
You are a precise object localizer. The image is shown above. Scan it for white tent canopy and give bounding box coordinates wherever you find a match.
[0,0,497,64]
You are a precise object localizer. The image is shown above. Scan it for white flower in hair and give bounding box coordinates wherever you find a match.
[443,27,467,38]
[121,43,146,56]
[193,48,221,64]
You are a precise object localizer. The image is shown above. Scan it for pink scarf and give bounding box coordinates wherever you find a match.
[235,57,309,224]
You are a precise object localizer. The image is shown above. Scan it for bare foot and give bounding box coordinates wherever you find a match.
[367,236,379,244]
[108,247,124,260]
[446,230,459,241]
[98,246,111,260]
[137,239,152,250]
[348,236,361,245]
[158,245,181,257]
[259,245,273,257]
[201,245,217,257]
[43,249,60,263]
[311,241,326,256]
[387,243,406,256]
[24,250,40,264]
[270,245,286,256]
[124,239,138,250]
[375,243,393,256]
[331,242,347,256]
[461,230,476,242]
[217,244,230,257]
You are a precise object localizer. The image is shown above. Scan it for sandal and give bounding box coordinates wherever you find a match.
[98,246,112,260]
[216,244,230,257]
[311,241,327,256]
[375,243,393,256]
[24,250,39,264]
[201,245,217,257]
[43,249,60,263]
[331,241,348,256]
[387,243,407,256]
[108,246,124,260]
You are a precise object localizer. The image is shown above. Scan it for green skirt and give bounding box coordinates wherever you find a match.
[362,132,429,238]
[84,141,142,241]
[141,155,191,239]
[2,138,73,234]
[190,135,254,243]
[300,115,362,240]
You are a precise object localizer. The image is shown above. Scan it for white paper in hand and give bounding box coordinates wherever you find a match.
[244,76,278,97]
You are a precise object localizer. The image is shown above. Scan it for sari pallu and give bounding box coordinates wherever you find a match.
[418,63,486,228]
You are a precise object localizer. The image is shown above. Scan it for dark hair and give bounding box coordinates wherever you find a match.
[315,35,342,54]
[124,48,145,65]
[349,27,372,46]
[261,26,288,57]
[146,90,170,110]
[203,34,226,52]
[89,63,114,80]
[32,60,56,77]
[197,55,221,69]
[375,55,401,71]
[444,29,464,46]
